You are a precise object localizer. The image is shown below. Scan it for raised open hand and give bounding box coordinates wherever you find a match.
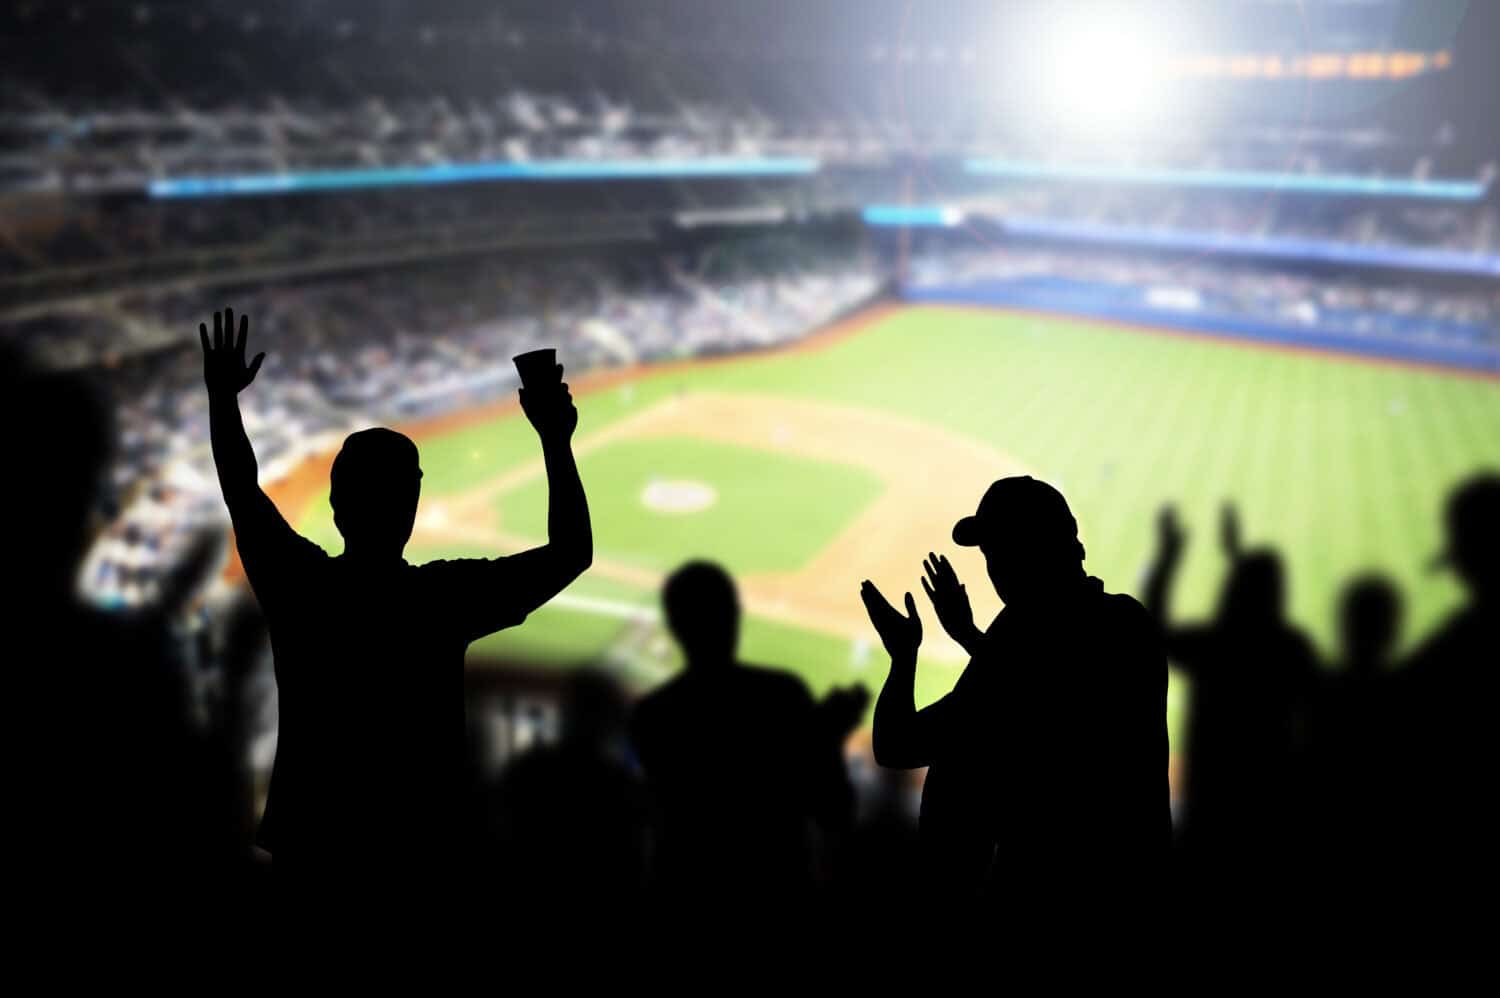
[518,366,579,444]
[199,307,264,398]
[1220,502,1243,560]
[861,579,922,659]
[920,551,982,653]
[1157,505,1187,558]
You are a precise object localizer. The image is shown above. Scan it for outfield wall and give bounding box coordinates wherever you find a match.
[905,277,1500,375]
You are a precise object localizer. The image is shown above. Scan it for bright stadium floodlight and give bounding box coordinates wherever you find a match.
[1034,6,1180,136]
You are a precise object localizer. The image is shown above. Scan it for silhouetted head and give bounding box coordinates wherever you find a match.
[2,349,114,594]
[329,428,422,560]
[662,560,740,668]
[1338,574,1402,675]
[1432,472,1500,604]
[1216,548,1286,629]
[953,477,1085,606]
[559,669,630,749]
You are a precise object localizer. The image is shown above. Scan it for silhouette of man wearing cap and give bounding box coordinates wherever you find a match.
[861,476,1167,904]
[201,308,592,904]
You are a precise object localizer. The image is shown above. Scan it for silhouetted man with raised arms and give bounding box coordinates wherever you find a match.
[201,308,591,904]
[861,477,1167,907]
[1144,505,1317,876]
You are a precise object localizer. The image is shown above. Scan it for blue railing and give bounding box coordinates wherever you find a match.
[861,204,965,227]
[148,157,822,198]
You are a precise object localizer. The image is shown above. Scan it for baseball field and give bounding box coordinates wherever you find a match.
[285,303,1500,746]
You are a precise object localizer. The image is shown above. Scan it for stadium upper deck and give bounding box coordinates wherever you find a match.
[3,0,1495,194]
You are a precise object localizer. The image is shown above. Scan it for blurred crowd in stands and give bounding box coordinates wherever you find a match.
[945,187,1500,258]
[4,2,1493,193]
[910,244,1500,348]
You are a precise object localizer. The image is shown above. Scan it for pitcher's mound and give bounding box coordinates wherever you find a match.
[641,479,718,514]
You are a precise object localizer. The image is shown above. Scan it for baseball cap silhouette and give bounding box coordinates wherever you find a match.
[953,476,1078,548]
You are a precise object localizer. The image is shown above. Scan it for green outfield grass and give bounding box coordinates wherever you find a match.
[295,305,1500,746]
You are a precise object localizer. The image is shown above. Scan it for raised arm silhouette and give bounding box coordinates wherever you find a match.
[201,308,591,908]
[862,476,1168,908]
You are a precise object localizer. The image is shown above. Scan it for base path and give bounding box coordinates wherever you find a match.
[415,390,1036,660]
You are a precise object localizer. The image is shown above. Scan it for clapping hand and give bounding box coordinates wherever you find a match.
[920,551,983,654]
[861,580,922,660]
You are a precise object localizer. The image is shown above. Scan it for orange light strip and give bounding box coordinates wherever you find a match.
[1161,50,1449,81]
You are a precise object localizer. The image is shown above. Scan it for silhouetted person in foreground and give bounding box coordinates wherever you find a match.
[862,477,1168,906]
[5,346,255,923]
[485,669,649,905]
[1306,574,1405,874]
[630,561,866,903]
[201,308,591,908]
[1400,473,1500,886]
[1144,504,1317,879]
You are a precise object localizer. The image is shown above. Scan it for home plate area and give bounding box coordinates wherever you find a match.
[640,478,719,515]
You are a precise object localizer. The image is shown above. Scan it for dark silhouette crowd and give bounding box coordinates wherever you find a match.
[7,307,1498,940]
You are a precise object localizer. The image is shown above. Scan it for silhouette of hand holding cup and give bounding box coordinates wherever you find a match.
[514,348,559,388]
[515,348,577,442]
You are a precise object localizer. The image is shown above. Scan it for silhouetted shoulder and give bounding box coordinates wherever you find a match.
[1275,623,1321,676]
[1093,590,1162,649]
[415,556,532,641]
[238,530,329,606]
[1096,591,1165,689]
[630,679,675,728]
[1404,606,1484,675]
[1101,590,1156,630]
[736,662,816,707]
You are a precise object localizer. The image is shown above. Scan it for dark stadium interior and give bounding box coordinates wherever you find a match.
[3,0,1498,945]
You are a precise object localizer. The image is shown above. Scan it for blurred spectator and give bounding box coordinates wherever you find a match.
[1399,473,1500,889]
[3,344,259,923]
[481,669,649,907]
[630,562,864,902]
[1144,505,1319,885]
